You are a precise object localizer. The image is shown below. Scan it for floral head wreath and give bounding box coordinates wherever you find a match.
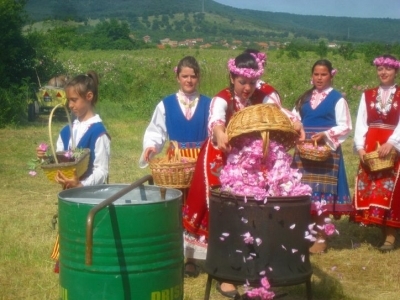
[227,53,265,78]
[373,56,400,69]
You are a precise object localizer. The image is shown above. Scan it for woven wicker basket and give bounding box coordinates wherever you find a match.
[41,149,90,182]
[364,142,397,172]
[41,104,90,182]
[149,141,196,188]
[297,139,331,161]
[226,103,298,157]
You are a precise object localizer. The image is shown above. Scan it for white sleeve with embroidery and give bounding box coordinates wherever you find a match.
[353,93,368,152]
[138,101,168,167]
[324,97,352,150]
[208,96,228,135]
[263,92,300,122]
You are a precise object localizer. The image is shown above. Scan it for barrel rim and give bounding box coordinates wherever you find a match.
[58,184,182,205]
[210,187,311,203]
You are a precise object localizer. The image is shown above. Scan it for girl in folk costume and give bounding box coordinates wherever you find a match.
[353,54,400,252]
[37,71,111,271]
[139,56,211,166]
[182,52,304,297]
[291,59,352,254]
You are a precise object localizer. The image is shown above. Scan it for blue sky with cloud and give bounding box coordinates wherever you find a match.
[213,0,400,19]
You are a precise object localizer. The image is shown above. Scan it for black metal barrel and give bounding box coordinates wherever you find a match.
[204,190,312,286]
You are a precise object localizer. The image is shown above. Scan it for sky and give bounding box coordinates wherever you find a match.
[214,0,400,19]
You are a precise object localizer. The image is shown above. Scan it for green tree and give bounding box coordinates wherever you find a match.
[0,0,34,87]
[0,0,64,126]
[316,40,328,58]
[338,43,356,60]
[360,42,389,64]
[0,0,35,126]
[286,42,301,59]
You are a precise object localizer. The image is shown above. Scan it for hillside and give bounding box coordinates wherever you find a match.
[24,0,400,43]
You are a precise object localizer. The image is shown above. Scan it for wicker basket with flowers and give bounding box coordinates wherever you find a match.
[149,141,196,188]
[226,103,299,158]
[364,142,397,172]
[297,139,331,162]
[28,103,90,182]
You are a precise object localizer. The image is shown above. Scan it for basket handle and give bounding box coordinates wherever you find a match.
[166,140,181,162]
[304,139,318,147]
[261,131,270,159]
[48,103,74,164]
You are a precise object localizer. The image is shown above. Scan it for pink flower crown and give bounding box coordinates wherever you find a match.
[227,53,265,79]
[373,56,400,69]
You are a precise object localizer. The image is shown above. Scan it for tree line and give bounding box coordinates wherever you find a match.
[1,0,399,127]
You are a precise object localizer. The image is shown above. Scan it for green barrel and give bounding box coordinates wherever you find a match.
[58,182,183,300]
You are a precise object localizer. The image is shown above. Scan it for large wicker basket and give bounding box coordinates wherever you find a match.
[41,104,90,182]
[226,103,298,157]
[297,139,331,161]
[149,141,197,188]
[364,142,397,172]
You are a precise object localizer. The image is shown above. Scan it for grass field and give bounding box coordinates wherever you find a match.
[0,49,399,299]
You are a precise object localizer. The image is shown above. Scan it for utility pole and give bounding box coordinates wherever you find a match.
[202,0,205,13]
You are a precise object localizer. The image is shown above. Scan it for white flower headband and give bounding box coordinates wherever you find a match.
[227,53,265,79]
[373,56,400,69]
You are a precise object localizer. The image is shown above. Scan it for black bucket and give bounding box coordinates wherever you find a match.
[204,190,312,286]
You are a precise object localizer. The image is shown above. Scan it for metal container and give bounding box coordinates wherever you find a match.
[58,176,183,300]
[204,190,312,286]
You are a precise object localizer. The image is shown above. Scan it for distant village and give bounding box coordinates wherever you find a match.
[141,35,339,50]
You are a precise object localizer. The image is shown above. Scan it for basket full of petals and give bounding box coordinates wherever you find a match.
[40,147,90,182]
[32,103,90,182]
[364,142,397,172]
[227,103,298,158]
[297,139,331,161]
[149,141,196,188]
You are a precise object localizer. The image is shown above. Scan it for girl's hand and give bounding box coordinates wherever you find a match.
[144,147,157,162]
[55,169,82,190]
[213,125,231,153]
[358,149,366,163]
[311,132,326,142]
[293,121,305,142]
[377,142,394,158]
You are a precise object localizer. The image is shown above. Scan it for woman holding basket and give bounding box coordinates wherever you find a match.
[291,59,352,254]
[138,56,211,278]
[139,56,211,167]
[183,52,304,298]
[353,54,400,252]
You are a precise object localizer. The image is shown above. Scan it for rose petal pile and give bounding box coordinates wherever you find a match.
[244,277,275,299]
[220,137,311,200]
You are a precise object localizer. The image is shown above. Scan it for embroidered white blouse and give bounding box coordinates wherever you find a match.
[292,87,352,150]
[354,85,400,151]
[139,90,200,168]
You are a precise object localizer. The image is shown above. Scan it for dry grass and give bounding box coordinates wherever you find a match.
[0,115,400,300]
